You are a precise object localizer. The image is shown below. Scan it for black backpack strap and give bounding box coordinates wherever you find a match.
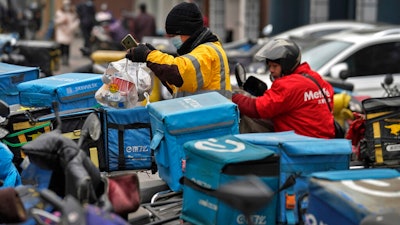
[302,74,332,112]
[180,176,215,195]
[107,122,151,170]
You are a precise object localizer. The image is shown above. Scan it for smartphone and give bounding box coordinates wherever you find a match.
[121,34,138,49]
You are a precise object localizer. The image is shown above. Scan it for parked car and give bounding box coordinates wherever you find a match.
[225,21,380,72]
[301,25,400,97]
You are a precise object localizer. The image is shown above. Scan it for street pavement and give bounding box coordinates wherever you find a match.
[54,37,91,75]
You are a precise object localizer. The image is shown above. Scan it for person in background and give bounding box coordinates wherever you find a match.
[0,0,18,33]
[76,0,96,55]
[133,3,156,42]
[125,2,232,99]
[232,38,335,138]
[0,0,9,32]
[54,0,79,66]
[95,3,114,25]
[107,11,135,46]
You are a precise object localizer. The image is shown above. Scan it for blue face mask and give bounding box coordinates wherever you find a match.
[171,35,183,50]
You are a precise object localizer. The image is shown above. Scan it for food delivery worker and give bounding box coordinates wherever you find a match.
[125,2,232,99]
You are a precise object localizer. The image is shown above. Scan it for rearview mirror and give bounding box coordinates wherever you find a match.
[330,63,349,80]
[77,113,101,148]
[383,74,394,86]
[262,24,273,37]
[234,63,247,88]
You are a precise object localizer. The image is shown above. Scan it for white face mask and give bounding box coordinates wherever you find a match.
[171,35,183,50]
[63,4,71,11]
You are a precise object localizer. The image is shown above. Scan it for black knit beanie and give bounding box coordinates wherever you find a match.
[165,2,204,35]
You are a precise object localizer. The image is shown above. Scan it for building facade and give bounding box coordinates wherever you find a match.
[34,0,400,42]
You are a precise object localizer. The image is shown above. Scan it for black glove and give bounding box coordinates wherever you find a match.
[161,80,173,95]
[125,43,151,62]
[145,43,156,50]
[243,76,268,97]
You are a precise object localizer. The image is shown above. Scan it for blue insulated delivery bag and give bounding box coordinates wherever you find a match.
[236,131,352,225]
[181,135,280,225]
[100,106,152,172]
[17,73,102,111]
[0,62,39,105]
[306,169,400,225]
[147,92,239,192]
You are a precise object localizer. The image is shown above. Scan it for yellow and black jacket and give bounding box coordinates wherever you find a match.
[146,27,232,99]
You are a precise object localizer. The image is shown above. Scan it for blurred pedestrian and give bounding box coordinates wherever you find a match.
[76,0,96,55]
[203,15,209,27]
[54,0,79,66]
[0,1,7,32]
[95,3,114,25]
[134,3,156,42]
[26,1,44,39]
[107,11,135,46]
[0,0,18,34]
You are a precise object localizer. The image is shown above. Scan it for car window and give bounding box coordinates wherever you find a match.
[302,40,352,70]
[343,42,400,77]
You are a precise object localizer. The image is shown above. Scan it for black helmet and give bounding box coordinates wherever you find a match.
[255,38,301,75]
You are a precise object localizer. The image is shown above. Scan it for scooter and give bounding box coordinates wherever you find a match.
[0,101,148,223]
[381,73,400,97]
[233,62,363,133]
[0,100,177,224]
[0,32,61,77]
[194,174,400,225]
[346,74,400,169]
[2,82,395,225]
[0,33,27,66]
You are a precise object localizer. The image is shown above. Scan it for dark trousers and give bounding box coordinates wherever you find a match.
[60,44,70,65]
[80,25,93,48]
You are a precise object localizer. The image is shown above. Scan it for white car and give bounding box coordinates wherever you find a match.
[301,26,400,97]
[225,21,379,73]
[273,20,379,39]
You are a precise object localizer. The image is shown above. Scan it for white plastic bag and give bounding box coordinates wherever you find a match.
[95,59,153,108]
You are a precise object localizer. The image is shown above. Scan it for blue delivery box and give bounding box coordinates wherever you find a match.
[147,92,239,192]
[181,134,280,225]
[100,106,152,172]
[0,62,39,105]
[306,169,400,225]
[236,131,352,225]
[17,73,102,111]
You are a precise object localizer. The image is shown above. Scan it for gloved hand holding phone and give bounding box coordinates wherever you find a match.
[122,34,155,63]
